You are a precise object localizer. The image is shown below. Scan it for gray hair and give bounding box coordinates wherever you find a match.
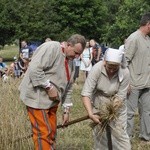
[67,34,86,51]
[140,12,150,26]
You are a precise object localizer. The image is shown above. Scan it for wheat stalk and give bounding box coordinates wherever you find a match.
[90,96,123,136]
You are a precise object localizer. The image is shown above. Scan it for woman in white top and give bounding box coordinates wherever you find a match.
[80,41,93,78]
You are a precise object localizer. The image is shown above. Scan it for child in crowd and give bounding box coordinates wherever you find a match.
[9,57,26,78]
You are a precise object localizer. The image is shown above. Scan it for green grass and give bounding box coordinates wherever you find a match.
[0,45,19,61]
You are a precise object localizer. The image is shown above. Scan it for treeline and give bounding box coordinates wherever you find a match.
[0,0,149,48]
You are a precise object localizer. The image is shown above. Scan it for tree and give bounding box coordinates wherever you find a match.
[0,0,16,46]
[101,0,150,47]
[0,0,149,47]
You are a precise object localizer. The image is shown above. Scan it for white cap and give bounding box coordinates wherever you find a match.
[104,48,123,64]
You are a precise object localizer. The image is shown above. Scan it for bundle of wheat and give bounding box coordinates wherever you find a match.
[90,95,123,135]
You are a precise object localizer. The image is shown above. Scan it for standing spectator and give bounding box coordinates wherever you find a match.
[73,57,81,84]
[80,41,93,78]
[125,12,150,141]
[19,34,86,150]
[20,40,33,71]
[90,39,103,66]
[81,48,131,150]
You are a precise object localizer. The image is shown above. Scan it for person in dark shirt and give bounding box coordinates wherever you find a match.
[90,39,103,66]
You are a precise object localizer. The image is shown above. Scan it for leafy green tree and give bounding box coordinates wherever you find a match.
[0,0,107,43]
[0,0,149,48]
[101,0,150,47]
[50,0,108,42]
[0,0,16,46]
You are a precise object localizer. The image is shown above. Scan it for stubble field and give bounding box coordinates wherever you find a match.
[0,72,150,150]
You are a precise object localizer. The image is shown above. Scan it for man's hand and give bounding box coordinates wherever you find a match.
[62,113,69,126]
[62,106,70,126]
[46,85,58,101]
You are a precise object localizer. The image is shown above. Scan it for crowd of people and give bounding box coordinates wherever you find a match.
[0,37,105,82]
[0,38,52,80]
[1,12,150,150]
[73,39,106,83]
[0,40,33,80]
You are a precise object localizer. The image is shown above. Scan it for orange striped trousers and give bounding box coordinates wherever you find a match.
[27,105,58,150]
